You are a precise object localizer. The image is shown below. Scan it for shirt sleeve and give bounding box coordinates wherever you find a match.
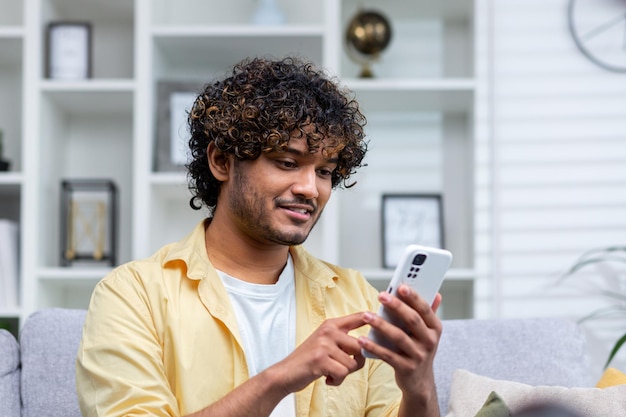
[364,358,401,417]
[358,279,402,417]
[76,266,180,417]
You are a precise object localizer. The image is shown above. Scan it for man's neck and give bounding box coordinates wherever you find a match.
[204,218,290,285]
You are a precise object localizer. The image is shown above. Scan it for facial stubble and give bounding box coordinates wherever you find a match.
[229,164,324,246]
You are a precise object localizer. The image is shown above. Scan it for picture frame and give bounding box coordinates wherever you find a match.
[154,81,204,172]
[46,22,92,80]
[381,193,444,269]
[60,179,118,267]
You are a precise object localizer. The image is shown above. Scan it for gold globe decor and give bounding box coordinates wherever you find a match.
[345,9,393,78]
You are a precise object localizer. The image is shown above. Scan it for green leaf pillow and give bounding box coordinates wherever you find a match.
[474,391,510,417]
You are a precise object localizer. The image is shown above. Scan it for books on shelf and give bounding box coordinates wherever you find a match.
[0,219,19,309]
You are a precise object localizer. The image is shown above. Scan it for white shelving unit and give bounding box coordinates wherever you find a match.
[0,0,24,335]
[0,0,475,333]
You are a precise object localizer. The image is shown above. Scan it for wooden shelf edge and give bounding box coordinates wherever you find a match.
[152,24,325,38]
[345,78,476,92]
[0,27,24,38]
[37,267,111,281]
[40,79,136,92]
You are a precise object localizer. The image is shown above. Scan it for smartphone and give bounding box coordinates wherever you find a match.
[363,244,452,359]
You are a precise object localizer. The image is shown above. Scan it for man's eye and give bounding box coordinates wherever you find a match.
[318,168,333,177]
[279,160,297,169]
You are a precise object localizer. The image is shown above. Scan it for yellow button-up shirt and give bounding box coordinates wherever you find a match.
[76,220,401,417]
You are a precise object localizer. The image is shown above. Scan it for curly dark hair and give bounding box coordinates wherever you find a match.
[186,56,368,211]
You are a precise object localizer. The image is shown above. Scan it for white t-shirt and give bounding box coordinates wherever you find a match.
[218,256,296,417]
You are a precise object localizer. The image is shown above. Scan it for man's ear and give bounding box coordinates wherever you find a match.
[206,142,231,182]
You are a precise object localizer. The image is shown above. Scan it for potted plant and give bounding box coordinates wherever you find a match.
[558,246,626,368]
[0,129,11,171]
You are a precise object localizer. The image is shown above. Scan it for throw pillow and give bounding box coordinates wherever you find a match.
[445,369,626,417]
[595,367,626,388]
[473,391,510,417]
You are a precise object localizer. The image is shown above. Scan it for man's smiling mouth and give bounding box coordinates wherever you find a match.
[291,208,310,214]
[278,202,316,219]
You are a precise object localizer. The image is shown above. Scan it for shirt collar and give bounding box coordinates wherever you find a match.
[162,218,212,280]
[289,245,338,288]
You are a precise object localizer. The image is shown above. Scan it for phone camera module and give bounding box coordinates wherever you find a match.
[412,253,427,265]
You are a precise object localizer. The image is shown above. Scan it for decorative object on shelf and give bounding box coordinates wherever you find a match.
[567,0,626,72]
[155,81,203,172]
[60,179,118,267]
[0,129,10,171]
[0,219,19,308]
[557,246,626,368]
[251,0,286,25]
[46,22,92,79]
[381,194,444,269]
[345,9,393,78]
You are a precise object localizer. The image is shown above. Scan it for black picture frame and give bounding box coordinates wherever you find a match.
[381,193,444,269]
[60,179,118,267]
[154,81,204,172]
[46,21,92,79]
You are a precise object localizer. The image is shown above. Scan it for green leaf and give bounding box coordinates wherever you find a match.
[579,246,626,259]
[555,246,626,371]
[599,289,626,302]
[578,305,626,323]
[556,249,626,288]
[604,332,626,369]
[563,254,626,277]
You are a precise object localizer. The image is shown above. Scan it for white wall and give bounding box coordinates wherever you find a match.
[475,0,626,380]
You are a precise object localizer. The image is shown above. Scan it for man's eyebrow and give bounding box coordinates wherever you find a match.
[283,147,339,164]
[283,147,305,156]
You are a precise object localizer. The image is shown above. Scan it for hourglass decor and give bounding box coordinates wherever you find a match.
[60,179,118,267]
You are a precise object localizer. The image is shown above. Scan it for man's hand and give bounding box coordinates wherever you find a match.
[188,314,369,417]
[358,285,442,417]
[271,313,368,394]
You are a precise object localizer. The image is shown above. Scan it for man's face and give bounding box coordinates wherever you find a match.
[224,134,338,247]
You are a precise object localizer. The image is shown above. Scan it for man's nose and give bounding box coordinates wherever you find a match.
[292,167,319,199]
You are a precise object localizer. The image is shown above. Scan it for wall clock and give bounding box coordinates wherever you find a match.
[567,0,626,72]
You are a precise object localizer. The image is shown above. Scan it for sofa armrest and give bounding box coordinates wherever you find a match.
[0,329,20,417]
[19,308,87,417]
[434,318,592,415]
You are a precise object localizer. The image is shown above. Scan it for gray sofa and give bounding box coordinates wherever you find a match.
[0,309,592,417]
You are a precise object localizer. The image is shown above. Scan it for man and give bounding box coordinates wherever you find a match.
[76,57,442,417]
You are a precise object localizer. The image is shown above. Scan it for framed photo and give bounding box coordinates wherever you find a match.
[60,179,118,267]
[46,22,92,79]
[381,193,444,269]
[155,81,204,172]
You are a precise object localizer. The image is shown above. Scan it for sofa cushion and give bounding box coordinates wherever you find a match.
[595,367,626,388]
[445,369,626,417]
[20,308,87,417]
[434,318,591,414]
[0,329,20,417]
[473,391,510,417]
